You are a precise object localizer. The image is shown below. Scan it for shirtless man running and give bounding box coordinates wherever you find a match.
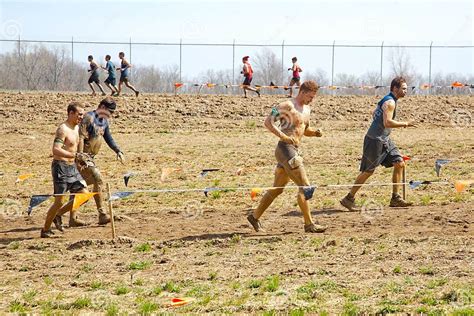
[247,80,327,233]
[41,102,89,238]
[88,55,106,96]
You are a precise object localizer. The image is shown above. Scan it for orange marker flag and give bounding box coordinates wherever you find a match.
[451,81,464,88]
[72,192,97,210]
[250,188,263,200]
[454,180,474,193]
[402,155,411,161]
[174,83,184,88]
[166,297,195,307]
[16,173,34,183]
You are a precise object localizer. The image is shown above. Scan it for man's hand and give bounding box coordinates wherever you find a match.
[314,129,322,137]
[117,152,125,164]
[406,121,418,128]
[281,135,299,146]
[75,152,94,168]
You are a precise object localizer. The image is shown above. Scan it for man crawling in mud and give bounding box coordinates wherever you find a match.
[247,80,327,233]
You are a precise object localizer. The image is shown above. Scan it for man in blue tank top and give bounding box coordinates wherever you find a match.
[340,77,417,210]
[117,52,140,97]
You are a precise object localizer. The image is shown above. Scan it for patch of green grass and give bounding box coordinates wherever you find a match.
[128,260,152,271]
[19,266,29,272]
[310,237,324,247]
[248,279,263,289]
[71,296,92,309]
[81,264,94,272]
[105,302,119,316]
[420,195,432,206]
[44,276,53,286]
[376,303,401,314]
[22,289,37,303]
[151,286,162,296]
[264,275,280,292]
[427,278,448,289]
[138,300,158,315]
[8,241,20,249]
[451,308,474,316]
[9,299,27,313]
[230,234,241,244]
[114,284,130,295]
[289,308,305,316]
[133,278,145,286]
[162,281,181,293]
[419,265,435,275]
[393,265,402,274]
[90,280,104,290]
[186,284,210,298]
[385,281,403,293]
[208,271,218,281]
[211,190,221,199]
[342,301,360,315]
[135,242,152,252]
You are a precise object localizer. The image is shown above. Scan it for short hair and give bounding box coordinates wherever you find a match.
[119,52,125,56]
[390,76,406,91]
[300,80,319,93]
[105,54,111,60]
[99,97,117,112]
[292,57,297,61]
[67,101,84,114]
[88,55,93,60]
[242,55,249,61]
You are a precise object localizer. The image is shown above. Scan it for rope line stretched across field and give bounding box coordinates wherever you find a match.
[25,179,473,215]
[173,81,474,92]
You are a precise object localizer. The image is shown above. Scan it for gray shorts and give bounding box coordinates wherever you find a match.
[360,135,402,172]
[51,160,86,194]
[275,141,304,170]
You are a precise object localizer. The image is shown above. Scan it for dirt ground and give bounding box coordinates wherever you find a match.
[0,91,473,314]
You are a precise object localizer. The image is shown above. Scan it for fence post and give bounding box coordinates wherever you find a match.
[232,39,235,87]
[331,40,335,86]
[281,40,285,86]
[71,37,74,89]
[129,37,132,81]
[429,41,433,95]
[179,38,182,83]
[380,41,384,86]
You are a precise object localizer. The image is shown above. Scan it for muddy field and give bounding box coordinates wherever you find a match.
[0,91,473,314]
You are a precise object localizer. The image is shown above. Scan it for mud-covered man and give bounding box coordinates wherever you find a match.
[41,102,89,238]
[247,80,327,233]
[57,97,125,227]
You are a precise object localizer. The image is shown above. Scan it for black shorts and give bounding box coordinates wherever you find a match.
[88,75,100,84]
[120,74,129,83]
[243,76,252,86]
[291,77,301,82]
[359,136,402,172]
[51,160,86,194]
[105,77,116,86]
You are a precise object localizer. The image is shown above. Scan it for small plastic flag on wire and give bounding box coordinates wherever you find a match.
[302,186,316,200]
[451,81,464,88]
[27,195,51,215]
[435,159,451,177]
[204,187,220,197]
[123,171,137,187]
[250,188,263,200]
[454,180,474,193]
[402,155,411,162]
[174,83,184,89]
[199,168,220,178]
[109,191,135,201]
[16,173,34,183]
[72,192,97,210]
[409,180,432,190]
[166,297,195,307]
[206,83,216,88]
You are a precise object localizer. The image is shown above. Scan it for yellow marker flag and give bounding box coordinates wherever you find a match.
[16,173,34,183]
[72,192,97,210]
[250,188,263,201]
[454,180,474,193]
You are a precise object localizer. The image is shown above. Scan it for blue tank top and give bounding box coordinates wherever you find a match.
[121,61,129,77]
[366,92,397,140]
